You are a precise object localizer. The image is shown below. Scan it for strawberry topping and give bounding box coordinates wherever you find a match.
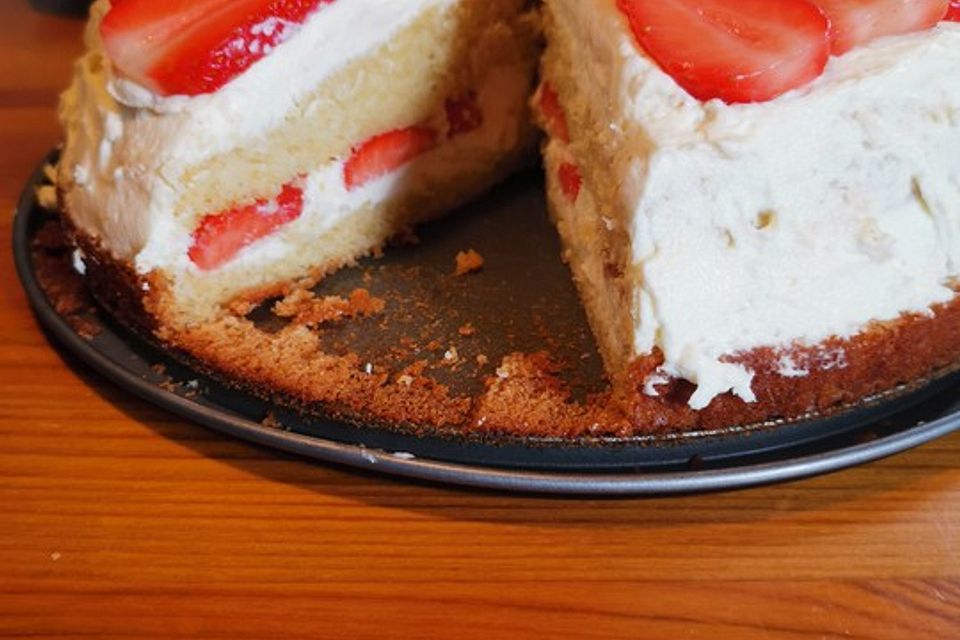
[538,82,571,143]
[616,0,955,104]
[343,126,439,191]
[100,0,332,96]
[948,0,960,20]
[558,162,582,203]
[616,0,831,104]
[815,0,949,55]
[188,181,304,271]
[445,92,485,139]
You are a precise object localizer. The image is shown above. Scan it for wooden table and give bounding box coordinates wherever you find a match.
[2,4,959,638]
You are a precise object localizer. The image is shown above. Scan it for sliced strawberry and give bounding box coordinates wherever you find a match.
[948,0,960,19]
[188,181,304,271]
[538,82,570,143]
[616,0,830,104]
[558,162,582,203]
[343,126,439,191]
[100,0,332,96]
[445,92,484,139]
[815,0,949,55]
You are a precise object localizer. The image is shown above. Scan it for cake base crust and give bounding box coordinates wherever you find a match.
[64,217,960,439]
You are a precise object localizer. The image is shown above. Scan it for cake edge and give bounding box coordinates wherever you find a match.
[62,209,960,437]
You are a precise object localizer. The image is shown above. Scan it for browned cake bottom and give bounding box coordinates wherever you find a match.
[66,222,960,440]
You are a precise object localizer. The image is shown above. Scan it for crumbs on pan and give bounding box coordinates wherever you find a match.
[274,288,385,326]
[454,249,484,276]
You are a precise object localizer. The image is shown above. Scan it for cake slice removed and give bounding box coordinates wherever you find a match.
[59,0,540,333]
[537,0,960,425]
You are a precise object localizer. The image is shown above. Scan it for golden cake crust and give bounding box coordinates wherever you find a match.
[64,219,960,440]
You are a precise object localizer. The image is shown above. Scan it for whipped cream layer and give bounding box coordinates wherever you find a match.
[159,65,531,276]
[60,0,457,268]
[552,0,960,409]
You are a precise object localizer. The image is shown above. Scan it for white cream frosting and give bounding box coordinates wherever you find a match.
[59,0,459,270]
[551,0,960,409]
[182,65,530,274]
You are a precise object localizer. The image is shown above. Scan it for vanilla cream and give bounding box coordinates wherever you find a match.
[551,0,960,409]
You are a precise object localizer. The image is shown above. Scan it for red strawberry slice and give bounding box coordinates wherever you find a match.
[558,162,582,203]
[538,82,570,143]
[445,92,485,139]
[616,0,831,104]
[100,0,332,96]
[815,0,949,55]
[343,126,439,191]
[948,0,960,19]
[189,181,304,271]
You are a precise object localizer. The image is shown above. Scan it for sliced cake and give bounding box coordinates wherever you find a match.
[54,0,960,434]
[59,0,540,333]
[535,0,960,424]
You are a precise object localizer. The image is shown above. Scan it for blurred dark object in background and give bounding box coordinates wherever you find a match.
[30,0,91,18]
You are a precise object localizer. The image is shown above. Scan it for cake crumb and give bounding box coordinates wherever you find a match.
[443,346,460,363]
[274,288,385,326]
[261,412,284,430]
[35,185,58,211]
[42,163,58,184]
[458,323,476,337]
[476,354,489,367]
[454,249,484,276]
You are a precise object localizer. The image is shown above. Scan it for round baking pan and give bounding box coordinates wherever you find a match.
[14,152,960,495]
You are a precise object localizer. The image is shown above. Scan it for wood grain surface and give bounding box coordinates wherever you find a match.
[2,4,959,638]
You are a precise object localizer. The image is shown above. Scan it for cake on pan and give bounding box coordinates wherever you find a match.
[59,0,540,329]
[52,0,960,436]
[535,0,960,425]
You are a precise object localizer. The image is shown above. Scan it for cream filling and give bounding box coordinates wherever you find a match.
[551,0,960,409]
[59,0,458,268]
[160,66,530,276]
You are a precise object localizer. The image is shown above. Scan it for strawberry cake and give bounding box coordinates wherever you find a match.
[535,0,960,422]
[52,0,960,435]
[58,0,539,329]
